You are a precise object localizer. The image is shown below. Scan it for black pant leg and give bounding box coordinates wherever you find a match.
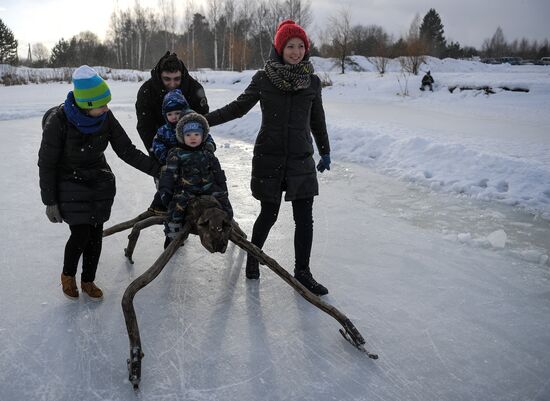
[81,224,104,282]
[63,225,92,277]
[250,200,282,249]
[291,198,314,272]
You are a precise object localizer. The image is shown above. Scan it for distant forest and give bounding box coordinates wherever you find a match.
[1,1,549,71]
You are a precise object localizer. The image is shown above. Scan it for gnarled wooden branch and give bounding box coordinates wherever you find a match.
[103,209,161,237]
[124,215,166,264]
[117,197,376,390]
[229,231,378,359]
[122,224,191,389]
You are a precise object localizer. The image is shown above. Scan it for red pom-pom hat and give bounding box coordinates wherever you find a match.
[273,19,309,56]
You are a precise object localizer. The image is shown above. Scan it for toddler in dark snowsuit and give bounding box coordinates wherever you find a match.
[158,112,233,247]
[150,89,215,212]
[148,89,190,212]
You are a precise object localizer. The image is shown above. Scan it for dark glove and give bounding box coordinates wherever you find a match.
[46,204,63,223]
[316,154,331,173]
[204,134,216,153]
[160,192,172,208]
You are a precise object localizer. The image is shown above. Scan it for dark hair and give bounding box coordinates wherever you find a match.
[160,52,182,73]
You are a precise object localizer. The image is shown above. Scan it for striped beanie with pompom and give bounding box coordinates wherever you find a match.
[72,65,111,109]
[273,20,309,56]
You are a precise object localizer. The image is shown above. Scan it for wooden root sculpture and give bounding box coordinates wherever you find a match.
[108,196,376,390]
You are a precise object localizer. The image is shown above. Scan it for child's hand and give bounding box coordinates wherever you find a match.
[160,192,172,208]
[205,135,216,153]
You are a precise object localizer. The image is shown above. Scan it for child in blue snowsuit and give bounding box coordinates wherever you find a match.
[149,89,215,212]
[158,112,233,247]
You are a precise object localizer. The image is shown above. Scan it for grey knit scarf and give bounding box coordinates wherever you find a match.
[264,59,314,92]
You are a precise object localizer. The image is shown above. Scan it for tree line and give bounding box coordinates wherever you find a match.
[1,3,549,71]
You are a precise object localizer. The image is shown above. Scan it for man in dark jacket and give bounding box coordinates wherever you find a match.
[135,51,209,154]
[420,71,434,91]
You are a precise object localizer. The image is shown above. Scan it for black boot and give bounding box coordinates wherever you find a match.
[294,269,328,296]
[245,255,260,280]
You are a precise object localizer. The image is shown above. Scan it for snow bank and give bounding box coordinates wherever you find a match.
[0,64,151,85]
[2,58,549,218]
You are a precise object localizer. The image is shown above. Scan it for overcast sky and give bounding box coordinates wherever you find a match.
[1,0,549,57]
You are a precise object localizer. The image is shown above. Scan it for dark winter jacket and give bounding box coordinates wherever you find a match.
[205,48,330,203]
[158,114,233,220]
[38,104,160,225]
[422,73,434,85]
[136,53,209,154]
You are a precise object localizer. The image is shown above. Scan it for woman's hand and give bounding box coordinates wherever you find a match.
[46,204,63,223]
[316,154,331,173]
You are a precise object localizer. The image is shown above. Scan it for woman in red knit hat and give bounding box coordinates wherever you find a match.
[206,20,331,295]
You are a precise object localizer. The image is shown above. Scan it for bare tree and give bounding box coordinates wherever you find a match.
[32,42,49,65]
[158,0,178,50]
[370,37,391,75]
[224,0,236,70]
[252,0,284,63]
[237,0,253,69]
[400,14,426,75]
[181,0,196,67]
[284,0,313,29]
[207,0,222,69]
[327,7,352,74]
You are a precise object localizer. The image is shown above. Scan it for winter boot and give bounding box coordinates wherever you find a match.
[245,255,260,280]
[81,281,103,300]
[294,269,328,296]
[61,273,79,299]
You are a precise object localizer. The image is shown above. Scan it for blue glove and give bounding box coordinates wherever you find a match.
[316,154,331,173]
[204,134,216,153]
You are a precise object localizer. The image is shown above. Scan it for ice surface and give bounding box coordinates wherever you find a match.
[1,62,550,401]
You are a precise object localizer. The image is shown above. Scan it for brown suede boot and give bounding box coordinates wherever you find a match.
[61,273,79,299]
[81,281,103,300]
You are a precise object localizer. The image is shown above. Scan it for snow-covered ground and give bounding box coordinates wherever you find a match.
[1,60,550,400]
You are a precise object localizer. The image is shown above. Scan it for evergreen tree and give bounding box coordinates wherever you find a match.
[419,8,446,57]
[0,18,19,65]
[50,38,73,67]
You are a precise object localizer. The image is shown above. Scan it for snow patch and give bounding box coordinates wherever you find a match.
[487,229,507,249]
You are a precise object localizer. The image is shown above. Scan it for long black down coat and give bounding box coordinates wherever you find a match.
[206,50,330,203]
[136,53,209,154]
[38,106,160,226]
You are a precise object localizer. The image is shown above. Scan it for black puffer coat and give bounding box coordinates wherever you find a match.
[136,53,209,153]
[206,49,330,203]
[38,106,160,225]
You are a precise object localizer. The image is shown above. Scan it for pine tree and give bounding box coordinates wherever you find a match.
[0,18,19,65]
[419,9,446,57]
[50,38,73,67]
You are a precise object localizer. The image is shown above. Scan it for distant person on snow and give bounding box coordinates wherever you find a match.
[38,66,160,300]
[205,20,331,295]
[135,51,212,214]
[158,112,233,249]
[420,71,434,91]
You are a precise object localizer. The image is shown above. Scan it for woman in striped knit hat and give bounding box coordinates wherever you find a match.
[206,20,331,295]
[38,65,161,300]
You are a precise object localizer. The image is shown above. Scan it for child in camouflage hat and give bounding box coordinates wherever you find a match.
[157,112,233,247]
